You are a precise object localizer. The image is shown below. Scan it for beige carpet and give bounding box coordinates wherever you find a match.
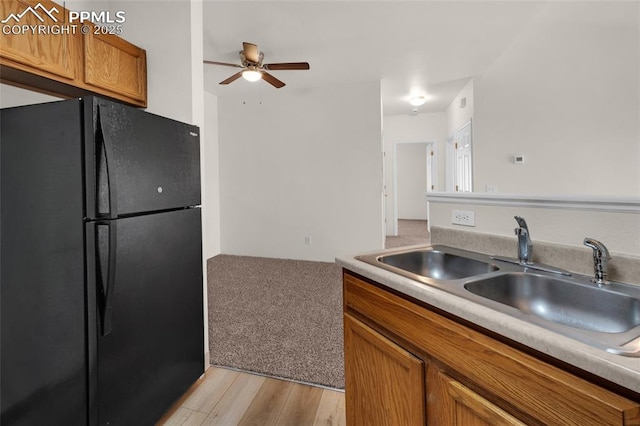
[207,220,428,390]
[207,255,344,389]
[386,219,431,248]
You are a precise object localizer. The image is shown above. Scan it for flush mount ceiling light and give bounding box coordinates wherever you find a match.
[242,68,262,82]
[410,96,427,106]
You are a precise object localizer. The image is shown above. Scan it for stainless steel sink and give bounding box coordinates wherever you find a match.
[356,245,640,357]
[464,273,640,333]
[377,248,498,280]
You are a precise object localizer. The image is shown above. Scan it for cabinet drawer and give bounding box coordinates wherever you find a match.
[344,271,640,426]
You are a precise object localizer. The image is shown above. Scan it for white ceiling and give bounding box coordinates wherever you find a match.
[202,1,546,116]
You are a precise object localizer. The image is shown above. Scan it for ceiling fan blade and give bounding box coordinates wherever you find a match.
[243,42,260,64]
[219,72,243,85]
[262,72,286,88]
[263,62,310,71]
[204,60,243,68]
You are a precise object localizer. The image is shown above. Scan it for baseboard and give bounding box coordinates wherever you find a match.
[204,350,210,370]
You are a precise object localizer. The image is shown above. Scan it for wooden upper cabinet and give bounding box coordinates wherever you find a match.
[0,0,80,80]
[83,27,147,104]
[0,0,147,107]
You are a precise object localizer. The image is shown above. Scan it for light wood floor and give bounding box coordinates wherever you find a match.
[157,367,346,426]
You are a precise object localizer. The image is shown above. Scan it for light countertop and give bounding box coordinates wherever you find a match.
[337,247,640,395]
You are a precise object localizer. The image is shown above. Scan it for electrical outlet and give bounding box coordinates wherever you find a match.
[452,210,475,227]
[304,236,312,245]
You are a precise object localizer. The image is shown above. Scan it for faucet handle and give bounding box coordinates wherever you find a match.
[514,215,529,231]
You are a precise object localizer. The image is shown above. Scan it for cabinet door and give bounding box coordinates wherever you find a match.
[84,28,147,104]
[427,365,527,426]
[0,0,80,79]
[344,313,425,426]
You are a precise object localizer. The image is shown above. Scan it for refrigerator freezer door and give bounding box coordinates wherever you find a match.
[1,100,87,425]
[85,208,204,426]
[85,97,201,219]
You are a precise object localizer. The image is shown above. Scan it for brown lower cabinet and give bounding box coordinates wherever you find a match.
[344,314,425,425]
[343,271,640,426]
[426,363,527,426]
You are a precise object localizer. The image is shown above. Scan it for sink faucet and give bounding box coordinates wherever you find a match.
[583,238,611,285]
[514,216,533,265]
[490,216,571,275]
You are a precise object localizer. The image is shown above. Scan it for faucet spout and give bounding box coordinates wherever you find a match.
[583,237,611,285]
[514,215,533,264]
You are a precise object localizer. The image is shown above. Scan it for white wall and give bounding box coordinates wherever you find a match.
[383,112,446,234]
[473,1,640,196]
[218,80,383,262]
[446,78,474,139]
[396,143,428,220]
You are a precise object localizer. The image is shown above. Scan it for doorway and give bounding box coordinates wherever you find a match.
[386,141,435,246]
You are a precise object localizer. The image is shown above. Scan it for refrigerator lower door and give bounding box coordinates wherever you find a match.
[86,208,204,426]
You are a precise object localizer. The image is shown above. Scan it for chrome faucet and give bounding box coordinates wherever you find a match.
[490,216,570,275]
[583,238,611,285]
[514,216,533,265]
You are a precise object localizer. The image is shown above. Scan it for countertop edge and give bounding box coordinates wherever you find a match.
[336,253,640,395]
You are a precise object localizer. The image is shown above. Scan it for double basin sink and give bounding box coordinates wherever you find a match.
[356,245,640,357]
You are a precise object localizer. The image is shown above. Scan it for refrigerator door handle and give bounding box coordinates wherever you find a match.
[96,106,118,219]
[96,220,117,336]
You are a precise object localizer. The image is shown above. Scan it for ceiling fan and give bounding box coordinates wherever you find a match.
[203,42,310,89]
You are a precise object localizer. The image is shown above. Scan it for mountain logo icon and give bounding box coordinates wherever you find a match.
[1,3,59,24]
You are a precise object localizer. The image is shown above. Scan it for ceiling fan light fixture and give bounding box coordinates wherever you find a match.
[242,69,262,82]
[410,96,427,106]
[205,42,309,88]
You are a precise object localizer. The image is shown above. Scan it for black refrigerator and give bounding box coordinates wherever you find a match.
[1,97,204,425]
